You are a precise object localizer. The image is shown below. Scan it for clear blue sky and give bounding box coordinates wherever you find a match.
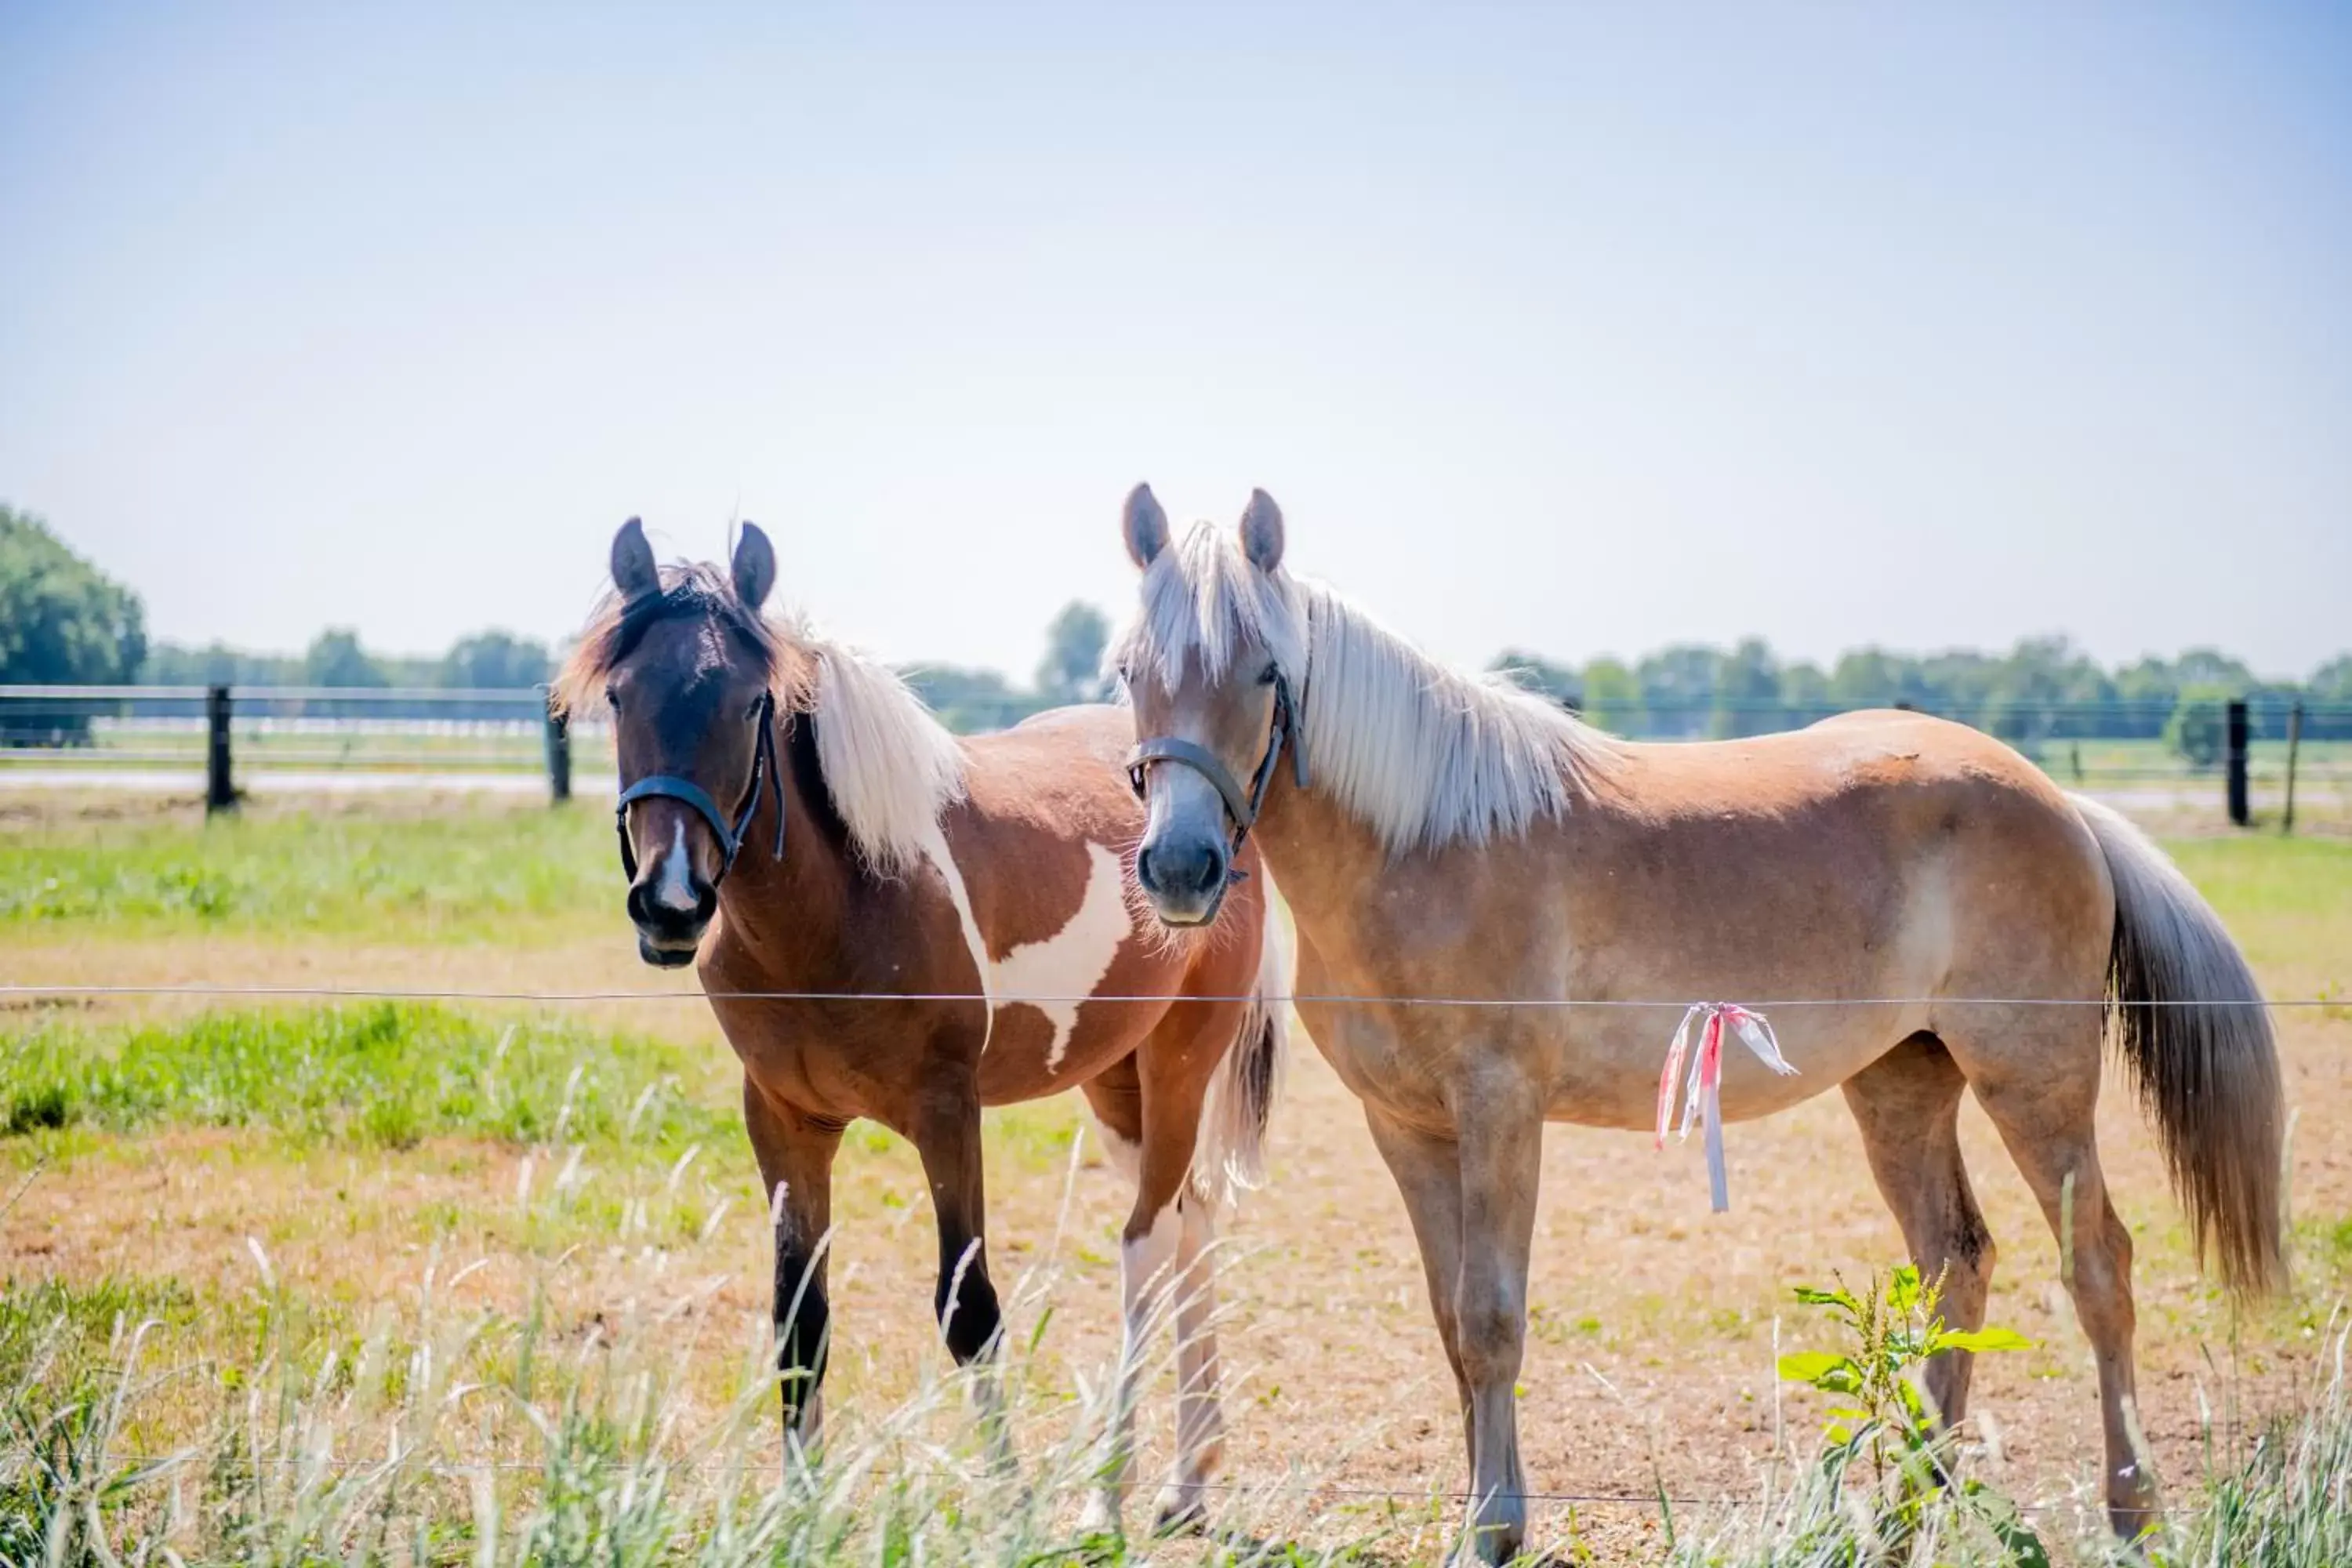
[3,2,2347,680]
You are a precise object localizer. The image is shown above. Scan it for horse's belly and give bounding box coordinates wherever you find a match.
[1537,1005,1923,1132]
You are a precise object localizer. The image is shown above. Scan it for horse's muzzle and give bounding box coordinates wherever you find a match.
[627,877,714,967]
[636,932,701,968]
[1135,833,1231,928]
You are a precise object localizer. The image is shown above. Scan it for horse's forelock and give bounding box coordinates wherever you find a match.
[553,563,805,717]
[1113,519,1307,691]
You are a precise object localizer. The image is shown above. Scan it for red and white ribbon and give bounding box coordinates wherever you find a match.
[1653,1004,1797,1213]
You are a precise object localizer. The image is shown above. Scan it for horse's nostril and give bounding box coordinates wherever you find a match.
[1139,838,1225,902]
[1199,849,1230,895]
[629,877,709,935]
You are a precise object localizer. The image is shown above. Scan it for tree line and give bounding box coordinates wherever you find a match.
[5,503,2350,749]
[1491,637,2352,747]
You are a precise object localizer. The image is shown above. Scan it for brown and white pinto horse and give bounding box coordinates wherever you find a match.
[1108,487,2285,1561]
[555,519,1291,1536]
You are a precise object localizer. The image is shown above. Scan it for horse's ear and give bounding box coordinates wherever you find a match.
[612,517,659,600]
[732,521,777,610]
[1239,488,1285,572]
[1122,483,1169,569]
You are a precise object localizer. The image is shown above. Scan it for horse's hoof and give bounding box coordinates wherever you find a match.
[1450,1530,1524,1568]
[1149,1490,1209,1538]
[1076,1494,1122,1541]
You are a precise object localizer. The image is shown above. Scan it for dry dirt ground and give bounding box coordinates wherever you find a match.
[5,808,2350,1558]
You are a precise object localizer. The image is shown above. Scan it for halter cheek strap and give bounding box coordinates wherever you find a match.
[614,690,787,884]
[1123,672,1308,856]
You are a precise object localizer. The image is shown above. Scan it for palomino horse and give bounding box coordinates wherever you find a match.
[554,519,1292,1534]
[1108,486,2284,1560]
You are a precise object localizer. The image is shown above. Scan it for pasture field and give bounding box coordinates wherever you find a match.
[7,732,2347,835]
[4,792,2351,1563]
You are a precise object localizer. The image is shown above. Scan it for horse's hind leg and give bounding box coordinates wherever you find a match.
[1951,1010,2158,1536]
[1842,1033,1998,1429]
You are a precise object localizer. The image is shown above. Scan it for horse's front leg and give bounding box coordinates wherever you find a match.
[742,1078,843,1461]
[1079,1028,1214,1539]
[1450,1065,1544,1566]
[910,1070,1012,1467]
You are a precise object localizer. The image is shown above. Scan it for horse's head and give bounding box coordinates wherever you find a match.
[560,519,795,967]
[1112,484,1305,930]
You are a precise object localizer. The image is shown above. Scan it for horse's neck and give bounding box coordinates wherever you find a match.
[1249,771,1395,937]
[710,728,859,980]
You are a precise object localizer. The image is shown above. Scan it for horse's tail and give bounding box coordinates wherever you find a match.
[1192,878,1295,1207]
[2071,793,2288,1297]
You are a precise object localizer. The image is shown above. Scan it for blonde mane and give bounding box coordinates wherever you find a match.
[554,564,965,879]
[1112,520,1618,856]
[801,630,967,878]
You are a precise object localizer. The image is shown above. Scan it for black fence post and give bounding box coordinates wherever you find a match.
[205,684,236,813]
[2225,699,2250,826]
[2282,702,2303,836]
[542,693,572,804]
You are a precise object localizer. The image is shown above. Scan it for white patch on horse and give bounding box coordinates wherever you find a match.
[993,842,1129,1071]
[1094,1118,1143,1183]
[916,822,996,1053]
[656,820,694,910]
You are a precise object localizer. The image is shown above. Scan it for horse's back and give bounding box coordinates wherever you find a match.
[1613,710,2081,832]
[956,703,1142,840]
[1577,713,2112,998]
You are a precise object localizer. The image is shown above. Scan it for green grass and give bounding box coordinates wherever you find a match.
[4,1262,2350,1566]
[2163,837,2352,984]
[0,1003,731,1154]
[6,791,2341,952]
[0,804,619,942]
[2166,836,2352,924]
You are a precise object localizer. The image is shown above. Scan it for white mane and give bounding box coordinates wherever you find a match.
[1112,520,1618,856]
[791,622,968,880]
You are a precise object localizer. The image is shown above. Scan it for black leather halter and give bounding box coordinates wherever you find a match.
[1123,671,1308,855]
[614,689,786,883]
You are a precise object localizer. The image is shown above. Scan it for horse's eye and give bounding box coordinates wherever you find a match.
[1257,663,1279,687]
[606,691,620,711]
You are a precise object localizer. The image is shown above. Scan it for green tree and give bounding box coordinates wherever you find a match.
[902,665,1042,734]
[1490,648,1582,710]
[1709,637,1781,738]
[2310,654,2352,702]
[147,643,305,685]
[303,629,387,688]
[0,505,147,687]
[1035,601,1111,706]
[1779,661,1833,726]
[1636,644,1719,737]
[2172,648,2253,691]
[2164,684,2233,771]
[441,630,551,689]
[1580,657,1644,735]
[2111,655,2180,739]
[1828,648,1907,710]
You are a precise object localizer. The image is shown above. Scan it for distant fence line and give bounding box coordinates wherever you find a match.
[1,684,2345,829]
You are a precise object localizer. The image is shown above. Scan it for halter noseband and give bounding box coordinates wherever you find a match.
[614,688,787,884]
[1123,671,1308,857]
